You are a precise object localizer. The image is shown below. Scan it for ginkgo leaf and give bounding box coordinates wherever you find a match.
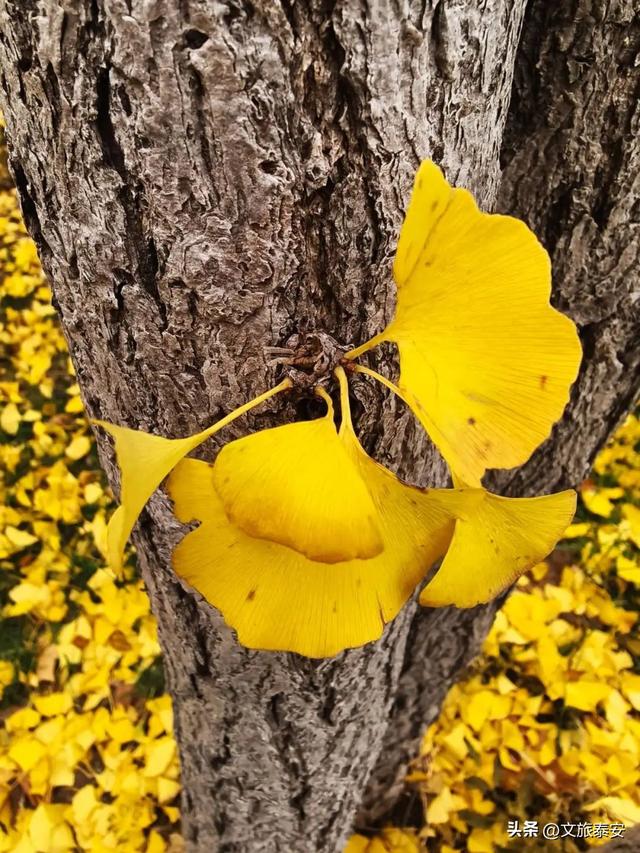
[347,160,582,485]
[168,366,576,656]
[213,390,384,562]
[169,456,452,658]
[420,487,576,608]
[1,401,20,435]
[584,796,640,826]
[94,379,291,572]
[91,425,208,573]
[348,366,577,610]
[168,370,454,657]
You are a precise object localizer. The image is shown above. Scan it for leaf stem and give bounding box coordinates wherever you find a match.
[314,384,334,418]
[197,377,293,443]
[334,365,353,435]
[351,364,411,408]
[343,333,386,361]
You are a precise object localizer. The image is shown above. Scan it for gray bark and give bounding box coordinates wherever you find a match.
[360,0,640,824]
[601,825,640,852]
[0,2,637,852]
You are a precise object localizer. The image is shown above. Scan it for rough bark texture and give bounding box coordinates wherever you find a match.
[0,1,637,851]
[360,0,640,824]
[601,825,640,852]
[497,0,640,495]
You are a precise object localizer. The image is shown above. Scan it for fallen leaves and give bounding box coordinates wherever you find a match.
[0,184,181,852]
[348,410,640,851]
[424,413,640,850]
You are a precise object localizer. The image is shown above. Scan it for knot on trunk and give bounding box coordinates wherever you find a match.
[265,331,347,389]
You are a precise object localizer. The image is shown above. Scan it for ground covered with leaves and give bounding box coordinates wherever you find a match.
[1,154,639,851]
[0,166,181,850]
[349,411,640,852]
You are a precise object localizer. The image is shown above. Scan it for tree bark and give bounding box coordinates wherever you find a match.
[601,825,640,852]
[0,2,637,852]
[359,0,640,824]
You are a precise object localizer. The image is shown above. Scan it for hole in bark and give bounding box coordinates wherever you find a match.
[295,395,327,422]
[18,51,32,73]
[300,137,313,160]
[290,784,309,820]
[68,252,79,279]
[184,29,209,48]
[431,142,445,163]
[259,159,278,174]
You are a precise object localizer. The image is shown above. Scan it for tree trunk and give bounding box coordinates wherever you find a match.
[0,2,637,852]
[360,0,640,824]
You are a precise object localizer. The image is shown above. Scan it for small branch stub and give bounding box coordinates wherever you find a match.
[265,330,348,389]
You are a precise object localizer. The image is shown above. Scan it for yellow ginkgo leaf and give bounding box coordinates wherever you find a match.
[170,457,451,657]
[4,525,39,551]
[564,681,611,712]
[420,485,576,608]
[28,804,74,853]
[343,836,371,853]
[347,160,582,485]
[32,692,73,716]
[65,434,91,460]
[213,389,383,562]
[168,366,576,655]
[349,364,576,609]
[1,401,20,435]
[584,796,640,826]
[426,786,468,824]
[168,370,454,658]
[623,502,640,548]
[345,828,420,853]
[580,481,624,518]
[94,379,291,572]
[143,737,176,778]
[8,737,47,772]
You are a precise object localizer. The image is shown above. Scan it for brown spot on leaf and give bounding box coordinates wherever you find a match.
[468,417,476,425]
[108,630,132,652]
[540,375,548,389]
[246,588,256,601]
